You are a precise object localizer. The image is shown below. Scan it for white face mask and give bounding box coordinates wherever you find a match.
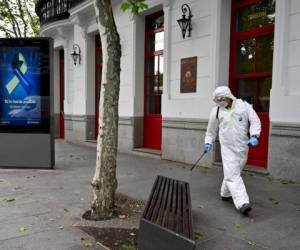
[218,100,228,108]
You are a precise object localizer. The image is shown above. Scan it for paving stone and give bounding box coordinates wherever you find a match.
[0,140,299,249]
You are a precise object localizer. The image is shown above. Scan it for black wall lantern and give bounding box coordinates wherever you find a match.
[177,4,192,39]
[71,44,81,66]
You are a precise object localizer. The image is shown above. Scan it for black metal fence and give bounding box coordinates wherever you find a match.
[70,0,85,8]
[35,0,86,25]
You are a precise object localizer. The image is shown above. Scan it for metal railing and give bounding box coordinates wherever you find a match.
[70,0,85,8]
[35,0,86,25]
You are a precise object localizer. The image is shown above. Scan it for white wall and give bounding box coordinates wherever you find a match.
[70,25,87,115]
[114,4,135,117]
[49,30,74,116]
[287,0,300,95]
[162,0,225,120]
[132,15,145,117]
[270,0,300,124]
[214,0,231,87]
[41,0,300,126]
[114,0,166,117]
[112,0,230,120]
[44,0,222,121]
[111,0,218,120]
[63,35,74,115]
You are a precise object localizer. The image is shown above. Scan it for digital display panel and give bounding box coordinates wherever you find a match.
[0,39,50,133]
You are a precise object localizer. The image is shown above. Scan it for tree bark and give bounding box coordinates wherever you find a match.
[91,0,121,219]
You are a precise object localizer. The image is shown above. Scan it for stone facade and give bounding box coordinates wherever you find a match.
[37,0,300,181]
[64,114,95,142]
[268,123,300,182]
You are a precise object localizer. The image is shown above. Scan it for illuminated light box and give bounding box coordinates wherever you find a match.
[0,40,50,132]
[0,38,54,168]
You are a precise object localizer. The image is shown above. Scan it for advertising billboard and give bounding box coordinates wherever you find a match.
[0,39,50,133]
[0,38,54,168]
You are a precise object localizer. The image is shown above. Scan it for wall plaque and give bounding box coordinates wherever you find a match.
[180,56,197,93]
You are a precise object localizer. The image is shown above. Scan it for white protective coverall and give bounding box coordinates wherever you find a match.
[205,86,261,209]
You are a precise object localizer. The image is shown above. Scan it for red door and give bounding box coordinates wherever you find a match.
[59,50,65,139]
[95,35,102,139]
[229,0,275,168]
[144,11,164,150]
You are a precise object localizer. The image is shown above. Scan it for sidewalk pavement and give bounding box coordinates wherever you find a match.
[0,140,299,250]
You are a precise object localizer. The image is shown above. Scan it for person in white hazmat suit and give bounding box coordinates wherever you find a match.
[204,86,261,215]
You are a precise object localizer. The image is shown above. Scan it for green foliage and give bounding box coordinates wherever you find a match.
[247,240,256,246]
[120,244,137,250]
[3,197,15,202]
[120,2,131,12]
[120,0,148,16]
[237,0,275,32]
[18,226,28,232]
[82,241,94,247]
[194,231,204,240]
[0,0,39,38]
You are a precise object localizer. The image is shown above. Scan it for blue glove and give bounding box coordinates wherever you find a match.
[203,143,213,153]
[247,136,259,147]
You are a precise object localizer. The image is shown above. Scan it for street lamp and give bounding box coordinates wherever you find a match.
[177,4,192,39]
[71,44,81,66]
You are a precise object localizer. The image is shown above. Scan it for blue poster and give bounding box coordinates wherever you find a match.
[0,47,41,126]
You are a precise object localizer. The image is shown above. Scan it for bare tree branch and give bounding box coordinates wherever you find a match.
[0,0,39,37]
[0,2,18,37]
[0,26,15,36]
[3,0,22,37]
[16,0,28,37]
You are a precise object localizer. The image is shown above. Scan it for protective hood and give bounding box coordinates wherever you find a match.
[213,86,236,101]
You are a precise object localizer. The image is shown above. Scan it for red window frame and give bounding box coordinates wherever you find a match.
[229,0,274,112]
[229,0,275,168]
[144,11,164,118]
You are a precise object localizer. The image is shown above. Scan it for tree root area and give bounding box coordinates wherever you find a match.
[80,193,144,249]
[82,192,145,221]
[80,227,138,250]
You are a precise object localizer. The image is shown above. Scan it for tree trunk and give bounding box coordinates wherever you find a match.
[91,0,121,219]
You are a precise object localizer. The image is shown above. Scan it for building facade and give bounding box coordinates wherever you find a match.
[35,0,300,182]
